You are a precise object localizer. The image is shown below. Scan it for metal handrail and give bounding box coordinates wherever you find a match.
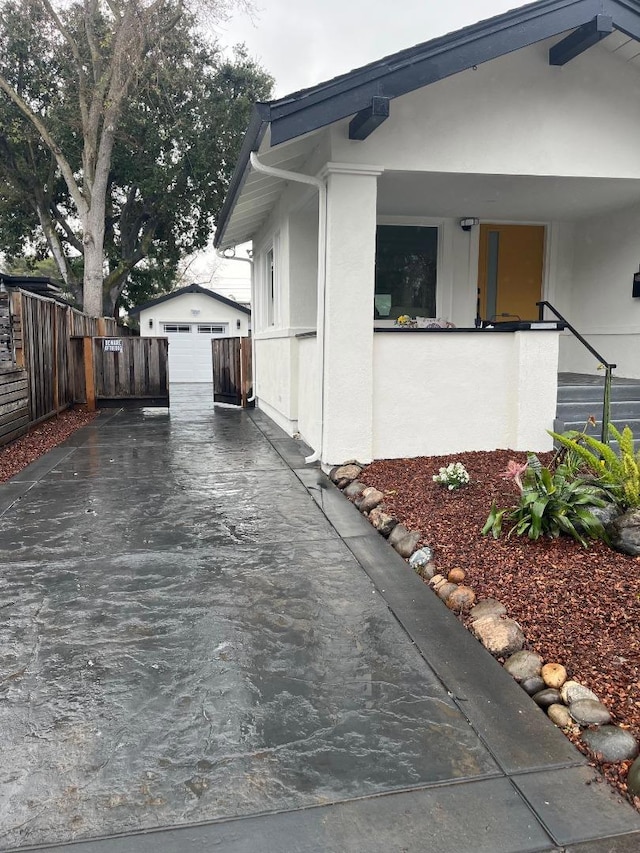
[537,301,616,444]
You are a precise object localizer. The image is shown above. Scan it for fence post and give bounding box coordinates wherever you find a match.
[53,305,60,412]
[83,336,96,411]
[97,317,107,337]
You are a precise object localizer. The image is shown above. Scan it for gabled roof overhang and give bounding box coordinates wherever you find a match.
[214,0,640,248]
[128,283,251,316]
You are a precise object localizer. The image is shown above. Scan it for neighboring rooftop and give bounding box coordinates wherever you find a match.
[127,283,251,316]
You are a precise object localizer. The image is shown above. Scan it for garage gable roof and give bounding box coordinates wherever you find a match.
[214,0,640,248]
[128,284,250,316]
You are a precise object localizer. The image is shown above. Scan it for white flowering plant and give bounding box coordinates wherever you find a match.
[432,462,470,491]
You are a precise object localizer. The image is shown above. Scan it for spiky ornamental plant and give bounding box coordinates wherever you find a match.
[483,453,608,547]
[549,424,640,509]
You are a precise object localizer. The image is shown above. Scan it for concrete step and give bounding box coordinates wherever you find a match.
[554,417,640,434]
[556,401,640,422]
[557,383,640,403]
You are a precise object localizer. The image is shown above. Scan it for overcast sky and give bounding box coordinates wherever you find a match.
[217,0,530,97]
[200,0,532,291]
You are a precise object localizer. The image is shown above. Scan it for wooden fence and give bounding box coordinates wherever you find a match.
[0,368,29,446]
[92,336,169,405]
[0,288,124,447]
[212,337,252,407]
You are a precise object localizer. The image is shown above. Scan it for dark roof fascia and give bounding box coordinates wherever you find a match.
[128,283,251,316]
[215,0,638,245]
[269,0,607,145]
[607,0,640,38]
[213,103,271,249]
[0,273,62,288]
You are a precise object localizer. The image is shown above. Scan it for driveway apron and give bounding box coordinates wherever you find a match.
[0,385,639,852]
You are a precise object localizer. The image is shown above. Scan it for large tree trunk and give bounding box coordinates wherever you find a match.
[82,210,106,317]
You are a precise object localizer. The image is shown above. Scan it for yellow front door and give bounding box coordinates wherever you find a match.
[477,224,545,322]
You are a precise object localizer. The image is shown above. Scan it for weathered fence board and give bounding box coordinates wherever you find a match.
[0,368,29,445]
[92,337,169,404]
[0,290,12,366]
[212,337,252,407]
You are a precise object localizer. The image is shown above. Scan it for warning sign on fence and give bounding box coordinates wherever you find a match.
[103,339,123,352]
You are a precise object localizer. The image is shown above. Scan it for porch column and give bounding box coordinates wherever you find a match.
[321,163,382,464]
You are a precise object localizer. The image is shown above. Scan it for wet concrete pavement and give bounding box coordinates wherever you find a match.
[1,385,639,852]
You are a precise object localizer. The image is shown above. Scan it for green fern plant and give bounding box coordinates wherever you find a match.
[548,424,640,508]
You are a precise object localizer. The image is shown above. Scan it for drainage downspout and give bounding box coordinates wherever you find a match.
[249,151,327,464]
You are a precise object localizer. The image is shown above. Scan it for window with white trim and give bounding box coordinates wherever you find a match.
[162,323,192,333]
[197,324,227,334]
[374,225,438,320]
[265,247,275,327]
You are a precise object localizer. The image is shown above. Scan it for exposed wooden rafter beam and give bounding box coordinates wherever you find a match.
[348,96,390,140]
[549,14,613,66]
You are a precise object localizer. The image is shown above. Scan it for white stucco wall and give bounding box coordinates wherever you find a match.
[297,336,321,452]
[372,330,559,459]
[331,38,640,180]
[255,336,299,433]
[559,202,640,378]
[138,292,249,336]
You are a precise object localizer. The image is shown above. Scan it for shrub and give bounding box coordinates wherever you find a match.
[482,453,608,547]
[549,424,640,509]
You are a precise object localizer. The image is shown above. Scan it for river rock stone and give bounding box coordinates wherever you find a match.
[394,531,421,558]
[330,463,362,485]
[560,680,599,705]
[471,616,525,657]
[418,562,438,580]
[447,568,466,584]
[388,523,409,547]
[469,599,507,622]
[437,582,458,601]
[343,480,366,499]
[569,699,611,726]
[548,704,573,728]
[607,508,640,556]
[428,574,445,588]
[503,650,544,683]
[541,663,567,689]
[368,508,398,537]
[627,755,640,798]
[590,502,621,527]
[521,676,546,696]
[532,688,562,709]
[359,487,385,513]
[445,585,476,611]
[409,547,434,569]
[581,726,639,762]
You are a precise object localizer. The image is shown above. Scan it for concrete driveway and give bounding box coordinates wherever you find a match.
[0,385,639,852]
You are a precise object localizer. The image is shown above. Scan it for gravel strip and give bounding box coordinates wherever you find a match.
[0,407,97,482]
[361,449,640,808]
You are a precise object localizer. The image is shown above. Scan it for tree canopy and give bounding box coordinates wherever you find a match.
[0,1,271,316]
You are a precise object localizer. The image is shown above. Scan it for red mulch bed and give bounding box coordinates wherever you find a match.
[360,449,640,808]
[0,407,97,483]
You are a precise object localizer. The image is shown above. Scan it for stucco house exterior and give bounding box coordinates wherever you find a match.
[214,0,640,465]
[129,284,250,383]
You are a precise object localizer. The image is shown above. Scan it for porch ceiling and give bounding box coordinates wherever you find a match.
[377,171,640,221]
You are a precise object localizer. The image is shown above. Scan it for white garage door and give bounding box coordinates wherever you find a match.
[162,323,229,383]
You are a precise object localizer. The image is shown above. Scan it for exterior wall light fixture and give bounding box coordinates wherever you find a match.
[460,218,479,232]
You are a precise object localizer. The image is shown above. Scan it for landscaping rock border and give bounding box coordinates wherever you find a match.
[329,460,640,800]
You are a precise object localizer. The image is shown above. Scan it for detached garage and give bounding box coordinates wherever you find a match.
[129,284,251,383]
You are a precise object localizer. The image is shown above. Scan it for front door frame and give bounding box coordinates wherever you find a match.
[476,222,547,323]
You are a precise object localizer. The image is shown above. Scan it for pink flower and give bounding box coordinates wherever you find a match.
[500,459,528,491]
